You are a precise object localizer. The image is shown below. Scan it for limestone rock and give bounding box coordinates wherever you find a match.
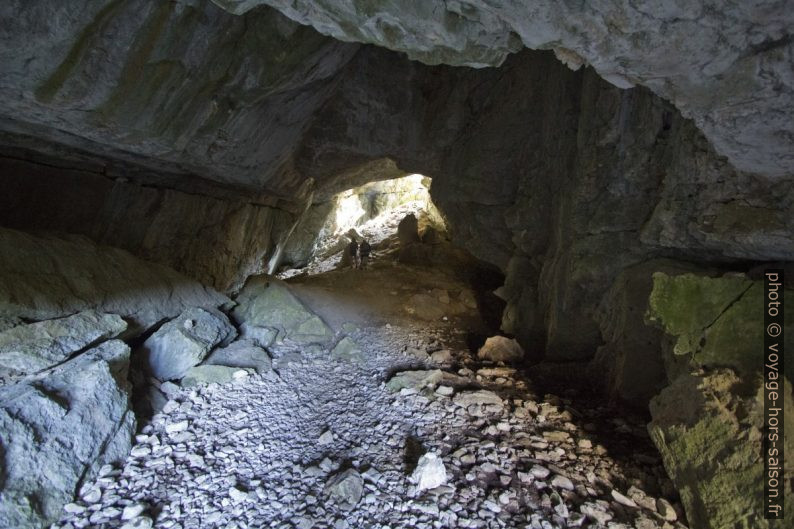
[648,370,794,529]
[0,340,134,529]
[232,276,333,345]
[453,390,504,416]
[477,336,523,363]
[142,308,236,381]
[324,469,364,510]
[0,228,230,335]
[429,349,453,364]
[238,324,279,348]
[204,340,272,374]
[647,271,794,381]
[331,337,363,362]
[180,365,242,387]
[397,214,421,245]
[589,260,696,406]
[411,453,447,492]
[385,370,442,393]
[0,310,126,379]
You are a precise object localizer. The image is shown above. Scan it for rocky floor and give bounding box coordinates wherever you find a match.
[51,257,688,529]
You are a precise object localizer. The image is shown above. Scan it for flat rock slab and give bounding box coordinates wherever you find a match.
[181,365,244,387]
[385,369,443,393]
[142,307,236,381]
[0,310,126,378]
[453,389,504,416]
[204,340,271,374]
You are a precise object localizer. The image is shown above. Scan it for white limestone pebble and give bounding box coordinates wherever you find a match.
[121,503,146,520]
[411,453,447,491]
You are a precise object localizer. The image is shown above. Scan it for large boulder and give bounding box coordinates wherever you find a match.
[0,340,135,529]
[397,213,421,245]
[142,307,236,381]
[204,340,272,374]
[0,228,230,335]
[649,370,793,529]
[0,310,126,380]
[477,335,524,363]
[232,276,333,346]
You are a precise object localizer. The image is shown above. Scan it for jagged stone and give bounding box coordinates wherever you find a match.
[204,339,272,374]
[0,310,126,379]
[324,469,364,510]
[142,308,236,381]
[411,453,447,491]
[232,277,333,346]
[0,340,134,529]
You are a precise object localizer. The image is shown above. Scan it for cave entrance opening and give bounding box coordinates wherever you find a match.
[277,173,446,278]
[272,172,506,357]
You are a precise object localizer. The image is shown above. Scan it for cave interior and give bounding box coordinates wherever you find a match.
[0,1,792,529]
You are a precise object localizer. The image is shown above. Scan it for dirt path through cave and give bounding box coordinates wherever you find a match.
[51,258,686,529]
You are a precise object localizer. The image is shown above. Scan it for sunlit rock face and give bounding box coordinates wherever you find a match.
[281,174,445,270]
[212,0,794,178]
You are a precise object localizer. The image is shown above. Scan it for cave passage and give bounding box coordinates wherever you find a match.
[0,1,791,528]
[39,181,680,529]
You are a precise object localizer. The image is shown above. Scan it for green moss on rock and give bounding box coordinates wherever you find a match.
[649,371,793,529]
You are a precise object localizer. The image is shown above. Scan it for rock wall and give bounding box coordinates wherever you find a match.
[0,227,230,334]
[213,0,794,179]
[0,155,293,293]
[290,46,794,363]
[0,4,792,528]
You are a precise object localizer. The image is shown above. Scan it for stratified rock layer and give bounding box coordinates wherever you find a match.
[0,310,126,379]
[0,227,230,334]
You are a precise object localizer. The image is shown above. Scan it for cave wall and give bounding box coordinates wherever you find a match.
[1,2,792,526]
[292,46,794,367]
[1,0,791,376]
[0,155,293,293]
